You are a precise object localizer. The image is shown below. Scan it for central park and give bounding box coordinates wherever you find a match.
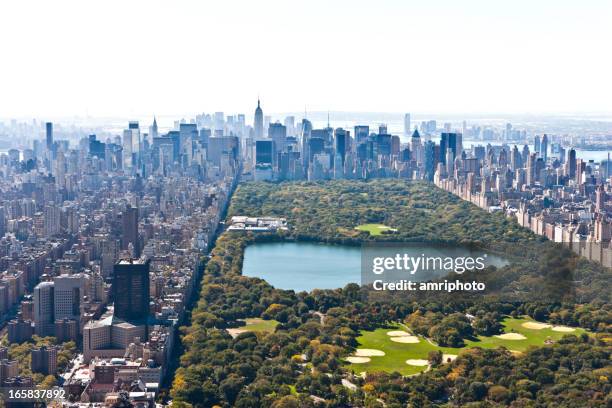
[170,179,611,408]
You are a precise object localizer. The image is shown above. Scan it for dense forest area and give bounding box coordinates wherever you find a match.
[171,180,611,407]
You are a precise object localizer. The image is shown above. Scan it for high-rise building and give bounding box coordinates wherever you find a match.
[43,203,61,237]
[268,123,287,154]
[207,136,240,166]
[255,140,274,166]
[121,205,139,257]
[129,121,141,155]
[0,206,6,238]
[34,281,55,336]
[7,318,34,343]
[511,145,522,170]
[89,134,106,159]
[595,184,606,213]
[567,148,577,179]
[150,117,159,139]
[423,140,436,181]
[354,125,369,144]
[53,274,87,323]
[31,346,57,375]
[334,128,349,167]
[45,122,53,150]
[541,134,549,162]
[0,359,18,385]
[112,258,150,322]
[411,129,422,164]
[440,133,459,164]
[55,318,78,343]
[283,116,295,136]
[526,152,537,186]
[122,129,133,169]
[403,113,411,137]
[178,123,197,166]
[254,99,264,139]
[308,137,325,162]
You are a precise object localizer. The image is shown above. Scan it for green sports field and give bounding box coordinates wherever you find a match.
[347,317,587,376]
[242,318,279,332]
[355,223,397,236]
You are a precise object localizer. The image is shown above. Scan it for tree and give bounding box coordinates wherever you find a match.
[428,350,443,367]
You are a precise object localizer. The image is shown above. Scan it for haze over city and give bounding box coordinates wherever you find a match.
[1,0,612,118]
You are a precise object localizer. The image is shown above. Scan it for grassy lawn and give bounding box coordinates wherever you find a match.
[347,317,587,376]
[355,223,397,236]
[242,318,279,332]
[464,317,586,352]
[347,325,457,375]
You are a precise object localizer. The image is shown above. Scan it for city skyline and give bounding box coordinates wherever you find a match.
[1,0,612,117]
[1,2,610,406]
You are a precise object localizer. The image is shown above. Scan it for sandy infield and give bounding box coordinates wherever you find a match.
[387,330,412,337]
[552,326,576,332]
[442,354,458,363]
[390,336,420,343]
[355,349,386,357]
[406,359,429,366]
[226,328,246,338]
[521,322,552,330]
[495,333,527,340]
[346,356,371,364]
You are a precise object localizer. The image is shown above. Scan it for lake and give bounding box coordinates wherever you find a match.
[242,242,509,292]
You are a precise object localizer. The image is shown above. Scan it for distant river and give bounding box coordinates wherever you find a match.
[242,242,509,292]
[462,140,610,162]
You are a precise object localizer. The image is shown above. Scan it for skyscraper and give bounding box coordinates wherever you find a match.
[354,125,369,144]
[121,205,139,257]
[34,281,55,336]
[112,258,150,322]
[567,148,577,179]
[541,134,549,162]
[53,274,87,323]
[150,116,159,139]
[254,99,264,138]
[268,123,287,154]
[334,128,349,167]
[440,133,459,164]
[526,152,537,186]
[411,129,422,164]
[403,113,411,137]
[595,184,606,213]
[45,122,53,150]
[423,140,436,181]
[255,140,274,166]
[179,123,198,165]
[283,116,295,136]
[122,129,133,169]
[129,121,141,155]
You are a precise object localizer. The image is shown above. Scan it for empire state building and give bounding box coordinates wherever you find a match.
[254,99,264,138]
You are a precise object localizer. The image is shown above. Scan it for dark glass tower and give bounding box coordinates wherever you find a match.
[46,122,54,154]
[112,258,150,322]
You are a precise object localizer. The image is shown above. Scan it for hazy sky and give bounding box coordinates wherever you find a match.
[1,0,611,118]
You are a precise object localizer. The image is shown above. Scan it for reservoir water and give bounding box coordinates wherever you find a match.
[242,242,509,292]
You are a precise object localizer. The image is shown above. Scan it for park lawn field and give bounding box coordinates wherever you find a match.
[346,325,458,376]
[243,318,279,332]
[347,317,587,376]
[464,316,586,352]
[355,223,397,236]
